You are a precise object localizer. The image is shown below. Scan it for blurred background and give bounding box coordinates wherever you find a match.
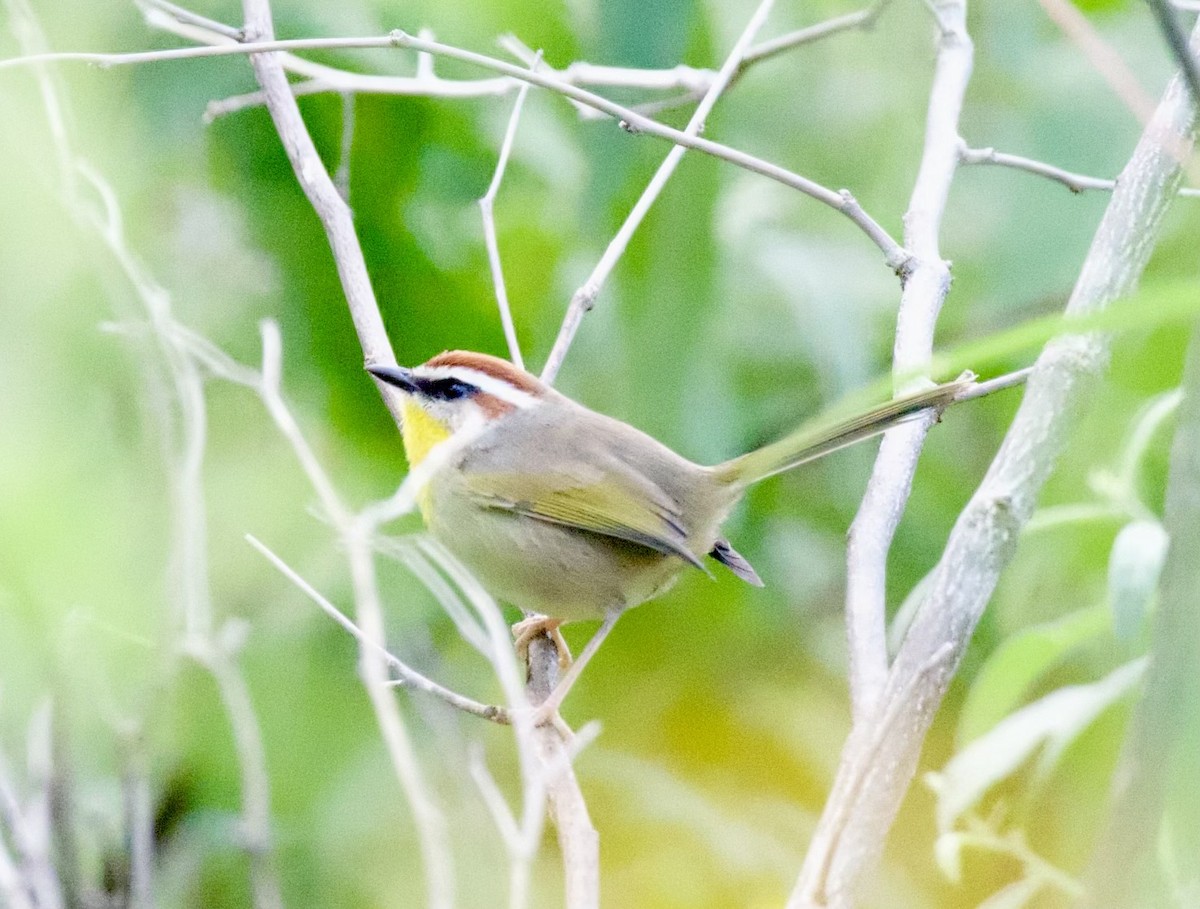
[1,0,1196,906]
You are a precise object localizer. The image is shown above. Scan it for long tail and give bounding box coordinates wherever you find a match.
[712,373,979,488]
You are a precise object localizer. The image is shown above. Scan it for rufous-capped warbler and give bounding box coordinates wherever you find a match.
[367,352,977,713]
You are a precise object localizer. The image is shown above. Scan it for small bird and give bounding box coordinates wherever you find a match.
[368,351,975,715]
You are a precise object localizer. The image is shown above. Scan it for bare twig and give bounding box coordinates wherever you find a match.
[186,629,284,909]
[1,22,906,268]
[388,30,907,269]
[480,54,539,369]
[795,18,1200,908]
[540,0,777,383]
[840,0,974,729]
[953,367,1033,402]
[960,143,1200,196]
[0,832,34,909]
[0,705,64,909]
[743,0,890,68]
[531,0,894,121]
[231,6,405,420]
[246,534,509,723]
[250,318,455,906]
[7,4,287,905]
[150,0,888,121]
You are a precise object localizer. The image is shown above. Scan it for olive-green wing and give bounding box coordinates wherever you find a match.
[463,469,708,572]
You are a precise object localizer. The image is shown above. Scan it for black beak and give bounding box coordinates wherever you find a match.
[366,363,419,394]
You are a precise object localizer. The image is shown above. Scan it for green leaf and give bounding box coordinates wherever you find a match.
[932,659,1146,832]
[958,606,1110,747]
[1107,519,1169,641]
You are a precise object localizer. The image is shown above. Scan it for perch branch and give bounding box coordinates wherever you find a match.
[231,0,596,898]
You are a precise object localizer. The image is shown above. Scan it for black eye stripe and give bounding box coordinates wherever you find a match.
[420,377,477,401]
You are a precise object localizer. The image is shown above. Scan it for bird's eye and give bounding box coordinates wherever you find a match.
[426,378,475,401]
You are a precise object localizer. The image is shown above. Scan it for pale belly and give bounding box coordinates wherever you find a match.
[426,492,693,623]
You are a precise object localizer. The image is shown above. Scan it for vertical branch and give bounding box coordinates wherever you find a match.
[794,20,1200,909]
[480,58,538,370]
[238,0,405,424]
[540,0,777,384]
[844,0,973,724]
[525,638,599,909]
[344,535,455,909]
[188,631,284,909]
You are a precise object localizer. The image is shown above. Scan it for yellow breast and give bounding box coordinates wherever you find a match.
[401,400,451,522]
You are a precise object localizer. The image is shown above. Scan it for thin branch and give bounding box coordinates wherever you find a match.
[479,53,539,369]
[540,0,777,383]
[960,143,1200,196]
[2,21,907,268]
[0,711,64,909]
[230,13,405,421]
[186,629,284,909]
[154,1,890,121]
[7,5,287,907]
[142,0,244,40]
[0,832,34,909]
[528,0,894,120]
[839,0,974,730]
[376,538,491,656]
[246,535,509,723]
[389,30,907,269]
[953,367,1033,402]
[741,0,890,68]
[0,32,409,69]
[796,18,1200,909]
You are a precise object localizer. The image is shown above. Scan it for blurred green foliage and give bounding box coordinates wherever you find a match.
[1,0,1196,906]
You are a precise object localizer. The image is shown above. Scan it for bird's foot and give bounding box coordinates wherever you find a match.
[512,614,572,670]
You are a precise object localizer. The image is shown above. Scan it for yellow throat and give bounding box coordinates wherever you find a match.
[400,400,451,519]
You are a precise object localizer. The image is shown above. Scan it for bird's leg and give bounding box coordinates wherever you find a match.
[512,614,572,669]
[532,608,622,726]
